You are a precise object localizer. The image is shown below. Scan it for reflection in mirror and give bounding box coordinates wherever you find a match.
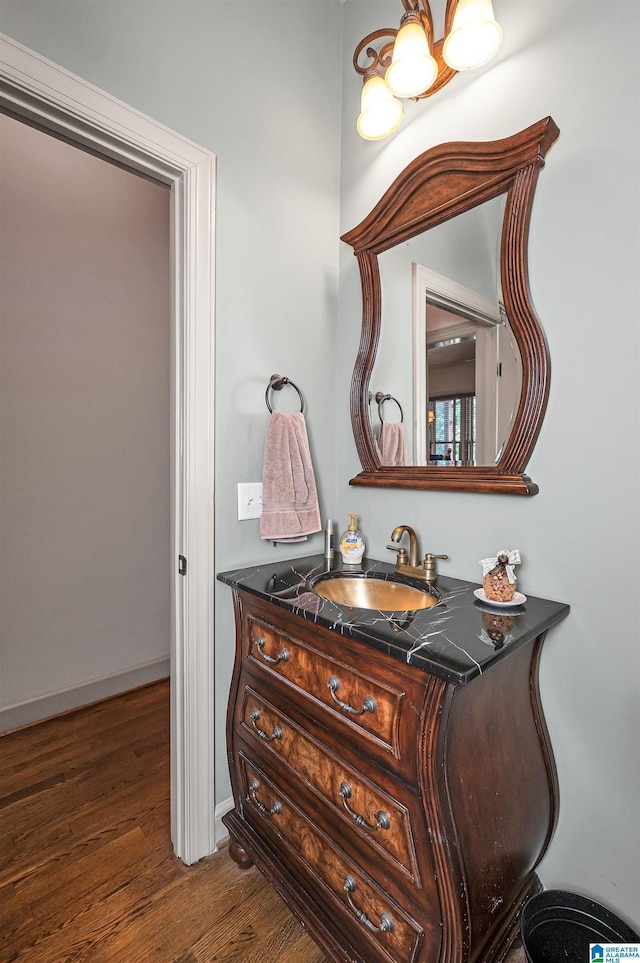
[342,117,560,495]
[414,264,522,468]
[371,194,521,468]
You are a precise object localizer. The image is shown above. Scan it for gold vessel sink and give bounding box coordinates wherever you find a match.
[312,573,439,612]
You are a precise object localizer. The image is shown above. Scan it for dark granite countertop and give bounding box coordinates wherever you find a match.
[217,554,570,686]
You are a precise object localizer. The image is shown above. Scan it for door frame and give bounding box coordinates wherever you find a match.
[0,33,216,864]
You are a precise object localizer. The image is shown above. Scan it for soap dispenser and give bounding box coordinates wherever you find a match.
[340,514,365,565]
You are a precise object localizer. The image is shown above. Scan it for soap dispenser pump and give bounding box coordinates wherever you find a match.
[340,514,365,565]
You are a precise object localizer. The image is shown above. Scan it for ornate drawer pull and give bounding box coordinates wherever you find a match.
[250,708,283,742]
[328,676,377,716]
[255,634,289,665]
[248,778,281,817]
[339,781,390,832]
[343,875,394,934]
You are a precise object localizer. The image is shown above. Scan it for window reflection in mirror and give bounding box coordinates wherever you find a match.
[427,328,477,467]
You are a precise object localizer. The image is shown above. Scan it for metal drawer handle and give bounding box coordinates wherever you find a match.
[328,676,377,716]
[248,778,281,817]
[250,708,283,743]
[343,875,394,934]
[255,634,289,665]
[339,781,390,832]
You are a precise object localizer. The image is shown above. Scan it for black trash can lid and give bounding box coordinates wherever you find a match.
[522,890,639,963]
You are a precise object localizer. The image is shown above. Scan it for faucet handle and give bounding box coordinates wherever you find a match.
[386,544,408,564]
[423,553,448,583]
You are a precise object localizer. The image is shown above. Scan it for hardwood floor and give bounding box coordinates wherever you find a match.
[0,679,527,963]
[0,680,325,962]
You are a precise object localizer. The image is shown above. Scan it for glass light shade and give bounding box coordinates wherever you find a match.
[385,17,438,99]
[357,71,404,141]
[442,0,502,71]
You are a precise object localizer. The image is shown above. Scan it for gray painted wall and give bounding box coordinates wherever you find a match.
[0,0,637,930]
[0,113,171,726]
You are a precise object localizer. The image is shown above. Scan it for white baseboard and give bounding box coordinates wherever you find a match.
[214,796,234,848]
[0,657,170,734]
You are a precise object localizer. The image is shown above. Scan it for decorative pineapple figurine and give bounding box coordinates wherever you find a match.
[479,549,521,603]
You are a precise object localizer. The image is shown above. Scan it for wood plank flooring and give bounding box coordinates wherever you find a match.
[0,679,527,963]
[0,680,325,962]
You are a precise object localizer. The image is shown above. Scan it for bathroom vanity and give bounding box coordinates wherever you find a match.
[218,556,569,963]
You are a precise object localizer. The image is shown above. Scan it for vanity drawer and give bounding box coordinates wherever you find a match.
[238,754,437,963]
[244,610,417,766]
[238,684,425,888]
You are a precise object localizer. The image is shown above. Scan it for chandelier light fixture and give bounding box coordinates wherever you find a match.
[354,0,503,140]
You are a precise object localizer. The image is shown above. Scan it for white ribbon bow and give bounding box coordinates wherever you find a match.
[479,548,521,582]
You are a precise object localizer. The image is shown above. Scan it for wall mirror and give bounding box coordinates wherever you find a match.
[342,116,559,495]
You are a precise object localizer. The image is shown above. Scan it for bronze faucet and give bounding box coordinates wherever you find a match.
[387,525,448,584]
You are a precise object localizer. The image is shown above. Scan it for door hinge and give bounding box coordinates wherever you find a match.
[497,362,502,377]
[178,555,187,576]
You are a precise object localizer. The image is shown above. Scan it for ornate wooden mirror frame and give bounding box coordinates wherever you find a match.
[342,116,560,495]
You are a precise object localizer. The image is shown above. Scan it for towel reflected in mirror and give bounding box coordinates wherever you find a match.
[379,422,406,467]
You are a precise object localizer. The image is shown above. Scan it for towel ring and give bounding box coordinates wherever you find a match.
[265,374,304,414]
[375,391,403,424]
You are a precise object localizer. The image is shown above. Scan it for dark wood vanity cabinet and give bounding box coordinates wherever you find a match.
[223,585,560,963]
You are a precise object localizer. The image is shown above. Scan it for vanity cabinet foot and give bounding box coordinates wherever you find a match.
[228,835,254,870]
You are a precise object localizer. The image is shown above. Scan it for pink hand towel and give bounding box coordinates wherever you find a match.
[260,411,321,543]
[379,421,407,466]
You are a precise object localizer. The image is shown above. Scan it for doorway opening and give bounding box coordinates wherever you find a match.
[0,34,216,864]
[0,111,171,727]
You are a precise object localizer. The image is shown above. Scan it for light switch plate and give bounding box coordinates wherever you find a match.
[237,482,263,520]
